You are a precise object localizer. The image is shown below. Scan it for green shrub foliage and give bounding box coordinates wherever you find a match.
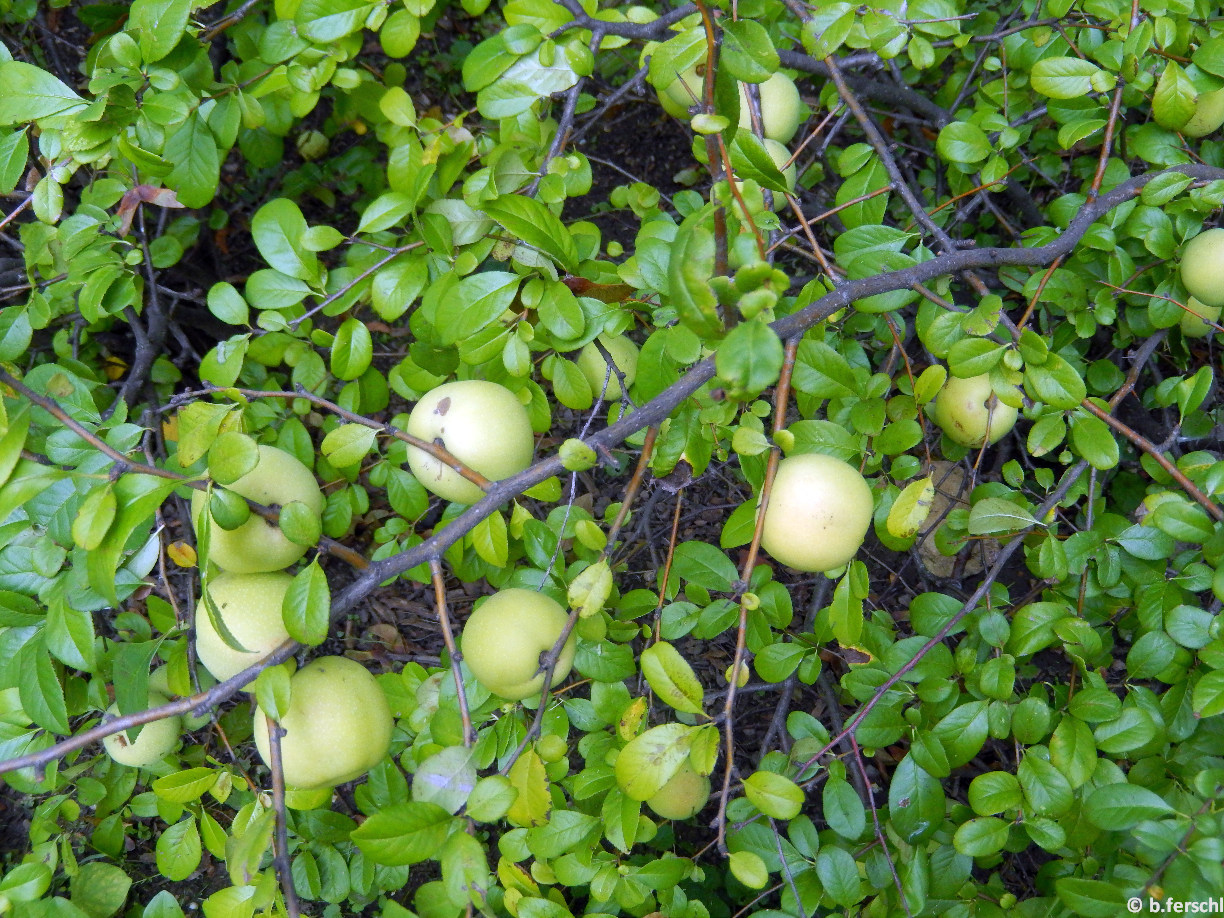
[1,0,1224,915]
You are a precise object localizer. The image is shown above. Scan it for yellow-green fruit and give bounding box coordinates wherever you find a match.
[760,454,874,573]
[738,72,802,143]
[646,759,711,820]
[190,445,324,573]
[461,589,576,701]
[1181,297,1222,337]
[1184,87,1224,138]
[1181,228,1224,308]
[932,374,1019,448]
[102,694,182,767]
[253,656,392,789]
[149,665,213,730]
[406,380,535,504]
[659,65,703,118]
[576,335,640,400]
[195,571,293,684]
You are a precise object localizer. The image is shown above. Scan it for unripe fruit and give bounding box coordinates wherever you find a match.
[149,665,214,730]
[659,66,703,119]
[405,380,534,505]
[645,759,711,820]
[576,335,639,400]
[102,694,181,767]
[738,73,802,143]
[760,453,874,573]
[1181,296,1222,337]
[253,656,392,789]
[461,589,576,701]
[1181,228,1224,308]
[190,445,324,574]
[932,374,1020,448]
[195,571,293,684]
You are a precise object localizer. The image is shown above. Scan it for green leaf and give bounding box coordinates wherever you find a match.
[753,641,807,683]
[152,767,218,803]
[1025,352,1086,408]
[165,113,220,209]
[142,892,186,918]
[937,121,991,164]
[0,62,87,124]
[71,483,117,551]
[672,541,738,592]
[331,317,373,381]
[640,642,706,715]
[46,599,96,672]
[69,861,132,918]
[614,723,694,801]
[968,771,1022,815]
[1069,411,1119,470]
[743,770,804,820]
[441,830,491,909]
[155,817,202,883]
[254,665,291,722]
[888,755,944,843]
[130,0,191,63]
[670,209,721,336]
[207,282,249,326]
[413,746,478,815]
[470,511,508,568]
[816,845,862,907]
[720,20,779,83]
[252,198,318,283]
[1153,60,1197,130]
[357,191,415,234]
[1055,878,1127,918]
[481,196,579,273]
[823,777,866,839]
[1049,716,1097,789]
[279,499,321,547]
[17,634,69,734]
[0,129,29,194]
[207,431,258,486]
[282,561,329,646]
[296,0,375,42]
[0,306,31,364]
[716,319,784,397]
[728,850,769,889]
[1030,57,1102,99]
[953,816,1011,857]
[968,497,1036,536]
[1084,783,1174,830]
[350,801,455,866]
[435,272,520,346]
[320,424,375,468]
[1192,670,1224,718]
[1018,755,1073,817]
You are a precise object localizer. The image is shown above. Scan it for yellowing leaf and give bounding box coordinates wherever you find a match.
[506,750,550,827]
[614,722,694,801]
[568,559,613,619]
[887,476,935,539]
[640,641,706,715]
[743,770,805,820]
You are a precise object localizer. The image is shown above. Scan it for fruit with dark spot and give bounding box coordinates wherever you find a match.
[405,381,535,504]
